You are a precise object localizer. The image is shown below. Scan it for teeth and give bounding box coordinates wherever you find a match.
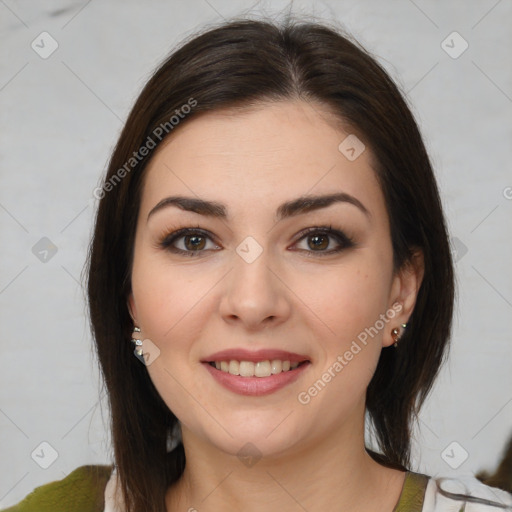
[270,360,282,374]
[211,359,303,377]
[255,361,271,377]
[228,360,240,375]
[239,361,255,377]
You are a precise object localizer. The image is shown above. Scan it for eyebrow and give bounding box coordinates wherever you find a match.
[147,192,371,223]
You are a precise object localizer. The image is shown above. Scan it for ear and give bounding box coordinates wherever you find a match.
[127,292,138,324]
[383,248,425,348]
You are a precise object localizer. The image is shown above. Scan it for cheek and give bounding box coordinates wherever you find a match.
[297,260,392,342]
[131,259,214,422]
[292,265,391,421]
[131,252,218,345]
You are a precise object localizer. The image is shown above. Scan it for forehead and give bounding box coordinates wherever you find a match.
[139,100,384,221]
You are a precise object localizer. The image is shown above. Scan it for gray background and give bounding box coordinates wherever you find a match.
[1,0,511,507]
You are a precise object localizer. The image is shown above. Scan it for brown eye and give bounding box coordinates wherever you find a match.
[292,226,355,256]
[183,234,206,251]
[307,233,329,251]
[159,228,220,257]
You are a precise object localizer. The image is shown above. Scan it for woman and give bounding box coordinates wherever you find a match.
[4,16,512,512]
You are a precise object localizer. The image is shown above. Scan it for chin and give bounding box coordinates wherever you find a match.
[182,410,306,460]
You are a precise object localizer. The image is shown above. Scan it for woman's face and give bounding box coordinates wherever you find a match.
[128,100,420,458]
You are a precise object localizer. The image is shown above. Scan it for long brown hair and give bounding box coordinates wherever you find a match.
[86,16,454,511]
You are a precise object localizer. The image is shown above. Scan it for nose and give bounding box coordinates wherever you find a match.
[218,245,291,332]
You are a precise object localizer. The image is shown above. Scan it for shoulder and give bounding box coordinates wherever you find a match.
[422,473,512,512]
[0,465,114,512]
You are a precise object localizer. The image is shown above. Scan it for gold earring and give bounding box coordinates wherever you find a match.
[391,323,407,348]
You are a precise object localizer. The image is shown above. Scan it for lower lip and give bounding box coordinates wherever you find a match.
[202,362,310,396]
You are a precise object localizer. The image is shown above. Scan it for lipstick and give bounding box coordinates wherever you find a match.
[201,349,311,396]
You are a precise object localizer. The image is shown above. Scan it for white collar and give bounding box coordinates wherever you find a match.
[103,468,125,512]
[422,474,512,511]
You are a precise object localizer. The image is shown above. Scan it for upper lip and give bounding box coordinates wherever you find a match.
[202,349,310,364]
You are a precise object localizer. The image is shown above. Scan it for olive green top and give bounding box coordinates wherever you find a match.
[1,465,113,512]
[393,471,430,512]
[2,466,429,511]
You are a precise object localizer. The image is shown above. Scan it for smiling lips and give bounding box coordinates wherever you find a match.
[210,359,300,377]
[202,349,311,396]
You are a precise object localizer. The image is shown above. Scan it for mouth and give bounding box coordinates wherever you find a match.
[201,349,311,396]
[207,359,309,377]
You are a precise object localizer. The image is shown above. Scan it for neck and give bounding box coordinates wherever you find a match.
[166,409,405,512]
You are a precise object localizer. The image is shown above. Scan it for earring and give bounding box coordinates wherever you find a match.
[131,326,143,356]
[391,323,407,348]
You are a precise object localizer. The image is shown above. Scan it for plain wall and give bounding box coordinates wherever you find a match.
[1,0,511,507]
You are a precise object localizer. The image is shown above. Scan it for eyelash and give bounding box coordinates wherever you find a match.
[157,225,355,258]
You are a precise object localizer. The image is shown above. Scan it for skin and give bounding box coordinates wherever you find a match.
[127,100,424,512]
